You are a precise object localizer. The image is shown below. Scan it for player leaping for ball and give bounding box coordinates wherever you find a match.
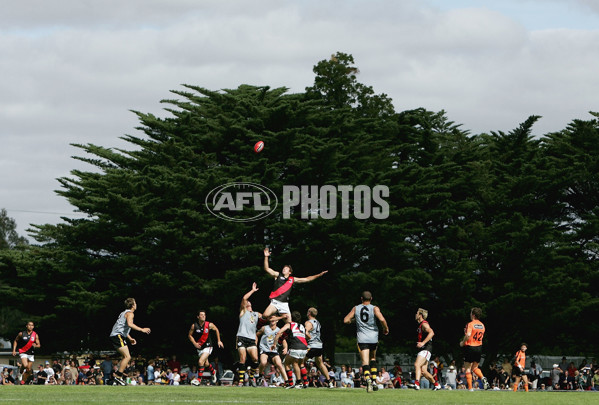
[261,247,327,324]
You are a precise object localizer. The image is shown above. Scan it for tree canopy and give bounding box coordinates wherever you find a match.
[1,53,597,364]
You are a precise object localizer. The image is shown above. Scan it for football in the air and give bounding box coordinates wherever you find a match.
[254,141,264,153]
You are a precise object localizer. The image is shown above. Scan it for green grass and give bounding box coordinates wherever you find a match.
[0,385,596,404]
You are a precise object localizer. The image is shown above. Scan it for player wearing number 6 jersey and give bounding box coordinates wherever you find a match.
[459,307,489,390]
[343,291,389,393]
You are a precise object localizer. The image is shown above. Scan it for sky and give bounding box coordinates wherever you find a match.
[1,0,598,241]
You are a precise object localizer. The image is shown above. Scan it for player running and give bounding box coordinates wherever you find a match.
[236,282,262,386]
[273,311,310,389]
[12,321,40,384]
[261,247,327,324]
[188,309,224,385]
[343,291,389,393]
[304,307,334,388]
[408,308,442,391]
[109,298,151,386]
[512,343,529,392]
[459,307,490,391]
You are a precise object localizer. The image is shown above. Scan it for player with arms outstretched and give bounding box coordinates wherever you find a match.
[261,247,327,323]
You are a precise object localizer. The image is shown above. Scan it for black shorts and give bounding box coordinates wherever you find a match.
[236,336,257,349]
[306,348,324,358]
[358,343,378,352]
[110,334,128,350]
[512,366,523,377]
[262,352,280,363]
[463,345,482,363]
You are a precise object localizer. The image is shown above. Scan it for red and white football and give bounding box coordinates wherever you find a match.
[254,141,264,153]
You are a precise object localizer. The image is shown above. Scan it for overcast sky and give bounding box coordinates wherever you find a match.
[2,0,598,241]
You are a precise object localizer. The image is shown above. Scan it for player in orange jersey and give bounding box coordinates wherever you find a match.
[512,343,529,391]
[459,307,489,391]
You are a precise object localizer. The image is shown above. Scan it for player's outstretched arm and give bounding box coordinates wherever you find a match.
[240,282,259,313]
[343,307,356,324]
[294,270,328,284]
[263,248,278,277]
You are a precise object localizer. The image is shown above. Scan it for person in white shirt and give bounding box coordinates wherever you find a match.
[172,369,181,386]
[445,365,457,390]
[270,370,285,387]
[339,365,354,388]
[154,366,162,384]
[43,362,55,385]
[529,360,543,390]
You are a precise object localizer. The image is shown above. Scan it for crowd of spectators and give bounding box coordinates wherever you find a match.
[481,356,599,391]
[543,357,598,391]
[4,352,598,391]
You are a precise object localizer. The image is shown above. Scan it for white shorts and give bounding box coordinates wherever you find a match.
[197,346,213,357]
[270,299,290,315]
[417,350,431,362]
[19,353,34,362]
[288,349,308,360]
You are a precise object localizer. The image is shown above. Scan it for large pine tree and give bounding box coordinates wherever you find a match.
[2,54,596,362]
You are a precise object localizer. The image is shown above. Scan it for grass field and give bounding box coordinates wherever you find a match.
[0,386,597,405]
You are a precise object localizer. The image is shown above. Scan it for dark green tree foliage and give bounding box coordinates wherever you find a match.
[25,54,398,357]
[538,114,599,352]
[2,53,597,361]
[0,210,34,339]
[0,209,28,249]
